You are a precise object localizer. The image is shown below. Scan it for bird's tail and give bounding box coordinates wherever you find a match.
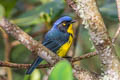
[26,56,43,74]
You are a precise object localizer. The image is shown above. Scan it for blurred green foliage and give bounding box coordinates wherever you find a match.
[0,0,17,17]
[99,2,118,21]
[0,4,5,19]
[0,0,119,80]
[13,0,65,26]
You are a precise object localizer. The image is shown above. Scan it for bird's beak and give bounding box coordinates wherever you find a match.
[71,20,76,23]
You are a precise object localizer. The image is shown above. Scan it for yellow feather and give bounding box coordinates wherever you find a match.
[67,24,74,37]
[57,24,74,57]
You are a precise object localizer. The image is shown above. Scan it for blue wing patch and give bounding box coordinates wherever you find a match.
[42,29,69,53]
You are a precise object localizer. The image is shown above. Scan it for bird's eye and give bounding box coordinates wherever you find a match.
[62,23,66,26]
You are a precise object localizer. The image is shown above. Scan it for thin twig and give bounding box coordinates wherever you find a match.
[10,28,47,47]
[10,27,48,47]
[112,0,120,43]
[10,41,20,48]
[112,24,120,43]
[71,52,97,62]
[0,28,12,80]
[116,0,120,21]
[0,28,11,61]
[31,26,48,37]
[0,52,97,68]
[0,61,52,69]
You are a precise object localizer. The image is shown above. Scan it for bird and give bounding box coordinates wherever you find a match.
[26,16,76,74]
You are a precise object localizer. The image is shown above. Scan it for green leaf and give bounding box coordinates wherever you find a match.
[48,60,73,80]
[13,0,65,26]
[0,4,5,19]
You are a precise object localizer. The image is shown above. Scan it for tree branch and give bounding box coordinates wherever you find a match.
[0,28,12,80]
[0,18,61,65]
[0,61,51,69]
[0,52,97,68]
[66,0,120,79]
[71,52,97,62]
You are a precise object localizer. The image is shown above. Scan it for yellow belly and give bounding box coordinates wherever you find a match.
[57,35,73,57]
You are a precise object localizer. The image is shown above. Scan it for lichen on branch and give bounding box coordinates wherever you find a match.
[0,18,61,65]
[66,0,120,79]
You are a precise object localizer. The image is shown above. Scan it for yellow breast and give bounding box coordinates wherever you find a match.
[57,24,74,57]
[57,35,73,57]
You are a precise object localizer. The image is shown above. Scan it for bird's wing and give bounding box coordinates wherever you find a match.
[42,30,69,53]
